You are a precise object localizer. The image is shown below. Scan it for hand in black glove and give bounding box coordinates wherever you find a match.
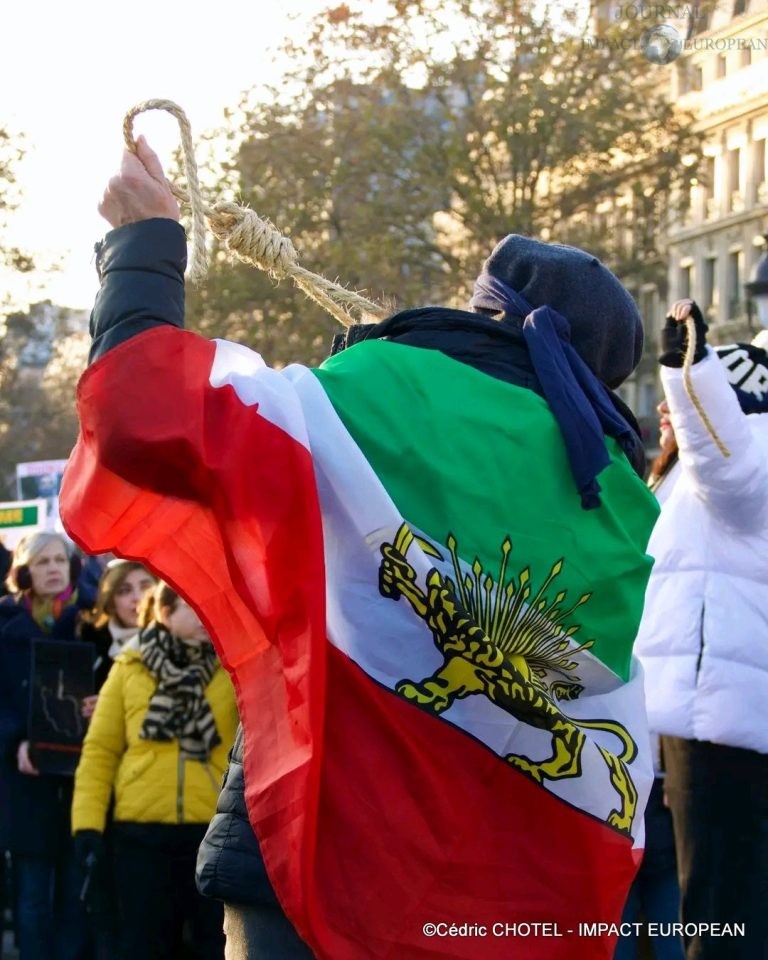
[74,829,104,866]
[74,830,104,905]
[659,298,708,367]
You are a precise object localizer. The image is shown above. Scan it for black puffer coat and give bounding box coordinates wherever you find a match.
[0,597,84,855]
[195,725,281,906]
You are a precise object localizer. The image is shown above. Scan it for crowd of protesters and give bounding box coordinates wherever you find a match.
[0,540,237,960]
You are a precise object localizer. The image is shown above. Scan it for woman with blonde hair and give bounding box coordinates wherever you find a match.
[72,580,237,960]
[0,531,91,960]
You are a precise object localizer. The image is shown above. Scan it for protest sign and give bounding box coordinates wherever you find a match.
[15,460,68,531]
[28,640,95,775]
[0,499,48,549]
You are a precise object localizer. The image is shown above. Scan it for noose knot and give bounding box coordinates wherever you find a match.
[208,201,299,279]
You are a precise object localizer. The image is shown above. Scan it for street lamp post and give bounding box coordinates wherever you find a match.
[745,233,768,334]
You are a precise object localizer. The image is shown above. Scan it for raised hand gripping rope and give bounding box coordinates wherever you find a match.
[682,315,730,458]
[123,99,387,329]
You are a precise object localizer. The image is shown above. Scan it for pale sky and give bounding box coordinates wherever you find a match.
[0,0,333,312]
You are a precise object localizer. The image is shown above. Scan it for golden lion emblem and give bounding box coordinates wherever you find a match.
[378,523,639,836]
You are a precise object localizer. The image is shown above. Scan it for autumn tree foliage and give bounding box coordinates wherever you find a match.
[186,1,699,364]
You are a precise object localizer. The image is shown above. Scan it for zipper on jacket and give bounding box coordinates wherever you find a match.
[695,602,705,681]
[177,753,185,823]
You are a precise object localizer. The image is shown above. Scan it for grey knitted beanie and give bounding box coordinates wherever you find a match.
[474,235,644,388]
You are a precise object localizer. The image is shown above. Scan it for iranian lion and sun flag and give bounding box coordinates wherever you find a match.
[60,323,658,959]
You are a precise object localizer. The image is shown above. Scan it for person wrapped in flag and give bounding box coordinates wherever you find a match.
[60,136,659,960]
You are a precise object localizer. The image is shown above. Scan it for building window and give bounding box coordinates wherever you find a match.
[717,54,727,78]
[680,264,693,300]
[727,147,742,211]
[704,155,717,217]
[741,46,752,68]
[704,156,716,198]
[728,251,743,319]
[733,0,749,14]
[692,65,703,90]
[756,138,767,201]
[702,256,718,318]
[687,181,697,220]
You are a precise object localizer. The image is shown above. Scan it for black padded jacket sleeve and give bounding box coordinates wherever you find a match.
[89,218,187,364]
[196,725,282,906]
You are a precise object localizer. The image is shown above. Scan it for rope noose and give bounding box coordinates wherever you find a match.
[682,315,730,458]
[123,99,387,328]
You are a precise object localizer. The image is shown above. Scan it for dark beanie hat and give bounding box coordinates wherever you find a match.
[474,235,644,388]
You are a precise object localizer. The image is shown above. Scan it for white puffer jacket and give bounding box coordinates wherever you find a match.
[636,347,768,754]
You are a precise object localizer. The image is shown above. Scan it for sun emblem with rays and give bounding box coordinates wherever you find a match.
[440,532,594,699]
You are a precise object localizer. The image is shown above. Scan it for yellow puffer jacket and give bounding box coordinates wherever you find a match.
[72,640,237,832]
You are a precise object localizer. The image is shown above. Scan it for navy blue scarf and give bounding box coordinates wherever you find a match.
[470,272,643,509]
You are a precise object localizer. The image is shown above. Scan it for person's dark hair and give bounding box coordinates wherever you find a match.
[138,581,179,628]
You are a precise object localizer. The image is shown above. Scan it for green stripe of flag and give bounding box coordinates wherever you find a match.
[315,340,658,681]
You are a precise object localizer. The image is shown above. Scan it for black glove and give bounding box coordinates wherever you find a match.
[74,830,104,904]
[658,301,708,367]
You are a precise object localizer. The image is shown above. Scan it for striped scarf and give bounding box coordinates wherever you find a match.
[138,622,221,760]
